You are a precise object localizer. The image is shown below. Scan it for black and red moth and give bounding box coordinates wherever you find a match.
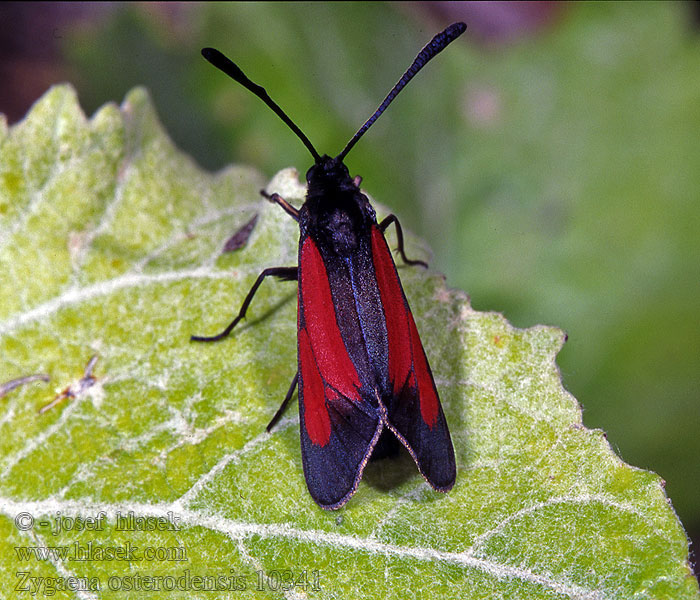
[194,22,465,509]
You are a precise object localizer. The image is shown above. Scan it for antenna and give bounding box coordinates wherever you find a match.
[336,22,466,162]
[202,47,321,163]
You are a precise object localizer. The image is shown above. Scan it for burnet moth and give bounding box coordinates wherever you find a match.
[194,22,465,509]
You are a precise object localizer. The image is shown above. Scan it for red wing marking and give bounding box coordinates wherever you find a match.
[299,237,364,447]
[370,225,438,428]
[407,311,438,427]
[299,328,331,446]
[300,238,361,400]
[370,227,411,392]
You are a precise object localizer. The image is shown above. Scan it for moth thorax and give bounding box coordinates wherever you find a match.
[328,209,359,254]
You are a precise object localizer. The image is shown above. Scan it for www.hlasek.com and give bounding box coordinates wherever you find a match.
[15,540,186,562]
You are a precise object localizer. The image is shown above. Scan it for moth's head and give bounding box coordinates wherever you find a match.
[305,155,355,197]
[306,155,350,184]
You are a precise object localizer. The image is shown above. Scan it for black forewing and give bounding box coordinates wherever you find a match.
[370,225,456,491]
[297,232,384,508]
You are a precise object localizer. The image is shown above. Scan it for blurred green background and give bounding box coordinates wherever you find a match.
[2,1,698,562]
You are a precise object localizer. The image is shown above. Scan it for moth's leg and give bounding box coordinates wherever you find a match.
[191,266,298,342]
[266,371,299,432]
[378,214,428,268]
[260,190,300,221]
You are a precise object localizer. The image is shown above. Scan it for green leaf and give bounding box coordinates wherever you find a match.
[1,86,697,599]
